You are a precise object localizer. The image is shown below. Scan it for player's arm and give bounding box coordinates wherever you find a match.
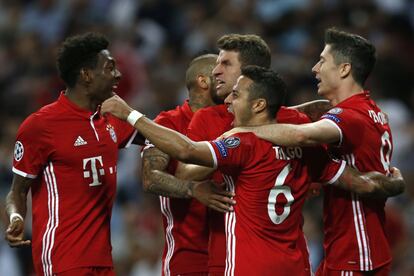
[335,166,405,197]
[142,147,234,212]
[102,95,216,166]
[289,99,332,122]
[175,162,215,181]
[5,174,32,247]
[222,119,340,147]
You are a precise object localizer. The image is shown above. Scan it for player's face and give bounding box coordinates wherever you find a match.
[212,50,242,99]
[312,44,342,99]
[224,75,254,127]
[88,50,121,103]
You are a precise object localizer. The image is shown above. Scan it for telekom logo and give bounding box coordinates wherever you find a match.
[83,156,105,186]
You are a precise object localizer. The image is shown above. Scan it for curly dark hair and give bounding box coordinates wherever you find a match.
[217,34,271,68]
[56,32,109,87]
[325,27,376,86]
[241,65,286,118]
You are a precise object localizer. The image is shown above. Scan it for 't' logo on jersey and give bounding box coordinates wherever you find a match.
[14,141,24,161]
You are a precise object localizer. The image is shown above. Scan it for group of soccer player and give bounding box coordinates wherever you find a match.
[5,28,405,276]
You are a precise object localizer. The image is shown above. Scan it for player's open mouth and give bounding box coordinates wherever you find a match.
[216,80,225,90]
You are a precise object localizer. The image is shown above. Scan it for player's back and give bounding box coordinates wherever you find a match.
[210,131,343,276]
[321,91,393,271]
[150,100,209,275]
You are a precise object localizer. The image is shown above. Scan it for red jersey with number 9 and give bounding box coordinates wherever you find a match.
[12,93,137,275]
[319,91,393,271]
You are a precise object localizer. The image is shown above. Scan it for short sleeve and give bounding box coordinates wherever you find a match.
[12,114,52,178]
[207,134,253,174]
[304,146,346,184]
[320,107,365,148]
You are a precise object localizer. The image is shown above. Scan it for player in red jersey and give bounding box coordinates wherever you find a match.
[100,66,404,276]
[183,34,314,275]
[141,54,234,276]
[4,33,141,276]
[222,28,405,275]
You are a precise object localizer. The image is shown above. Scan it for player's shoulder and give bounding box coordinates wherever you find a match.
[154,106,181,126]
[226,132,263,147]
[19,102,60,132]
[277,106,311,124]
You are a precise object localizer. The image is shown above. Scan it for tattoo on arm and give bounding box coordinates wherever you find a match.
[142,148,192,198]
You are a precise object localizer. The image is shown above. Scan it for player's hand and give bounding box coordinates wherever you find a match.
[5,218,31,247]
[220,127,250,139]
[191,180,236,213]
[101,95,133,121]
[389,167,403,180]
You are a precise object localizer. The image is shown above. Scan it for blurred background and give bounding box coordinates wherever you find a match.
[0,0,413,275]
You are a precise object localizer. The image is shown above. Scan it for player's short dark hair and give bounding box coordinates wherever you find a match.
[325,28,376,86]
[185,53,218,90]
[217,34,271,68]
[57,32,109,87]
[241,65,286,118]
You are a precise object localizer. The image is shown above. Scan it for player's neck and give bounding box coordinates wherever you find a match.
[245,114,274,127]
[329,82,364,106]
[65,88,97,112]
[188,90,215,112]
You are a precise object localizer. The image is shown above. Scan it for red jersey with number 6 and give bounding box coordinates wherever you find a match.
[206,131,346,276]
[319,91,393,271]
[187,104,313,274]
[12,93,137,275]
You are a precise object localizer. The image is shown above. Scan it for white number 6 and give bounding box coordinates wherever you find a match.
[267,164,294,224]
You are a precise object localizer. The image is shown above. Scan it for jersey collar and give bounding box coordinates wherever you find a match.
[58,91,101,119]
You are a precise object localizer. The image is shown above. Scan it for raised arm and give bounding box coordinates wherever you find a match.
[5,174,33,247]
[335,166,405,197]
[101,95,214,167]
[289,99,332,122]
[222,119,340,147]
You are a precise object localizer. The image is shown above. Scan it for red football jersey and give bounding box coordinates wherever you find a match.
[187,104,313,274]
[319,91,393,271]
[206,132,346,276]
[186,104,233,273]
[144,100,209,275]
[12,93,137,275]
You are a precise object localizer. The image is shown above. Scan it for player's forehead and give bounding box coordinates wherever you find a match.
[97,49,115,66]
[320,44,333,60]
[234,75,252,92]
[217,50,240,63]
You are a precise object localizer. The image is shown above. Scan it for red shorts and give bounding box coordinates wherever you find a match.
[316,261,391,276]
[55,267,114,276]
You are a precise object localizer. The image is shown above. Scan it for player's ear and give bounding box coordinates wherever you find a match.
[197,75,209,89]
[339,63,351,79]
[80,68,92,84]
[252,98,267,113]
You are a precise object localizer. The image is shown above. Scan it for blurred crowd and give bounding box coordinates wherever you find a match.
[0,0,413,275]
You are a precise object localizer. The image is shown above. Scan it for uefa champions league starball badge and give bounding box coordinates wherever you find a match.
[106,124,117,143]
[14,141,24,161]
